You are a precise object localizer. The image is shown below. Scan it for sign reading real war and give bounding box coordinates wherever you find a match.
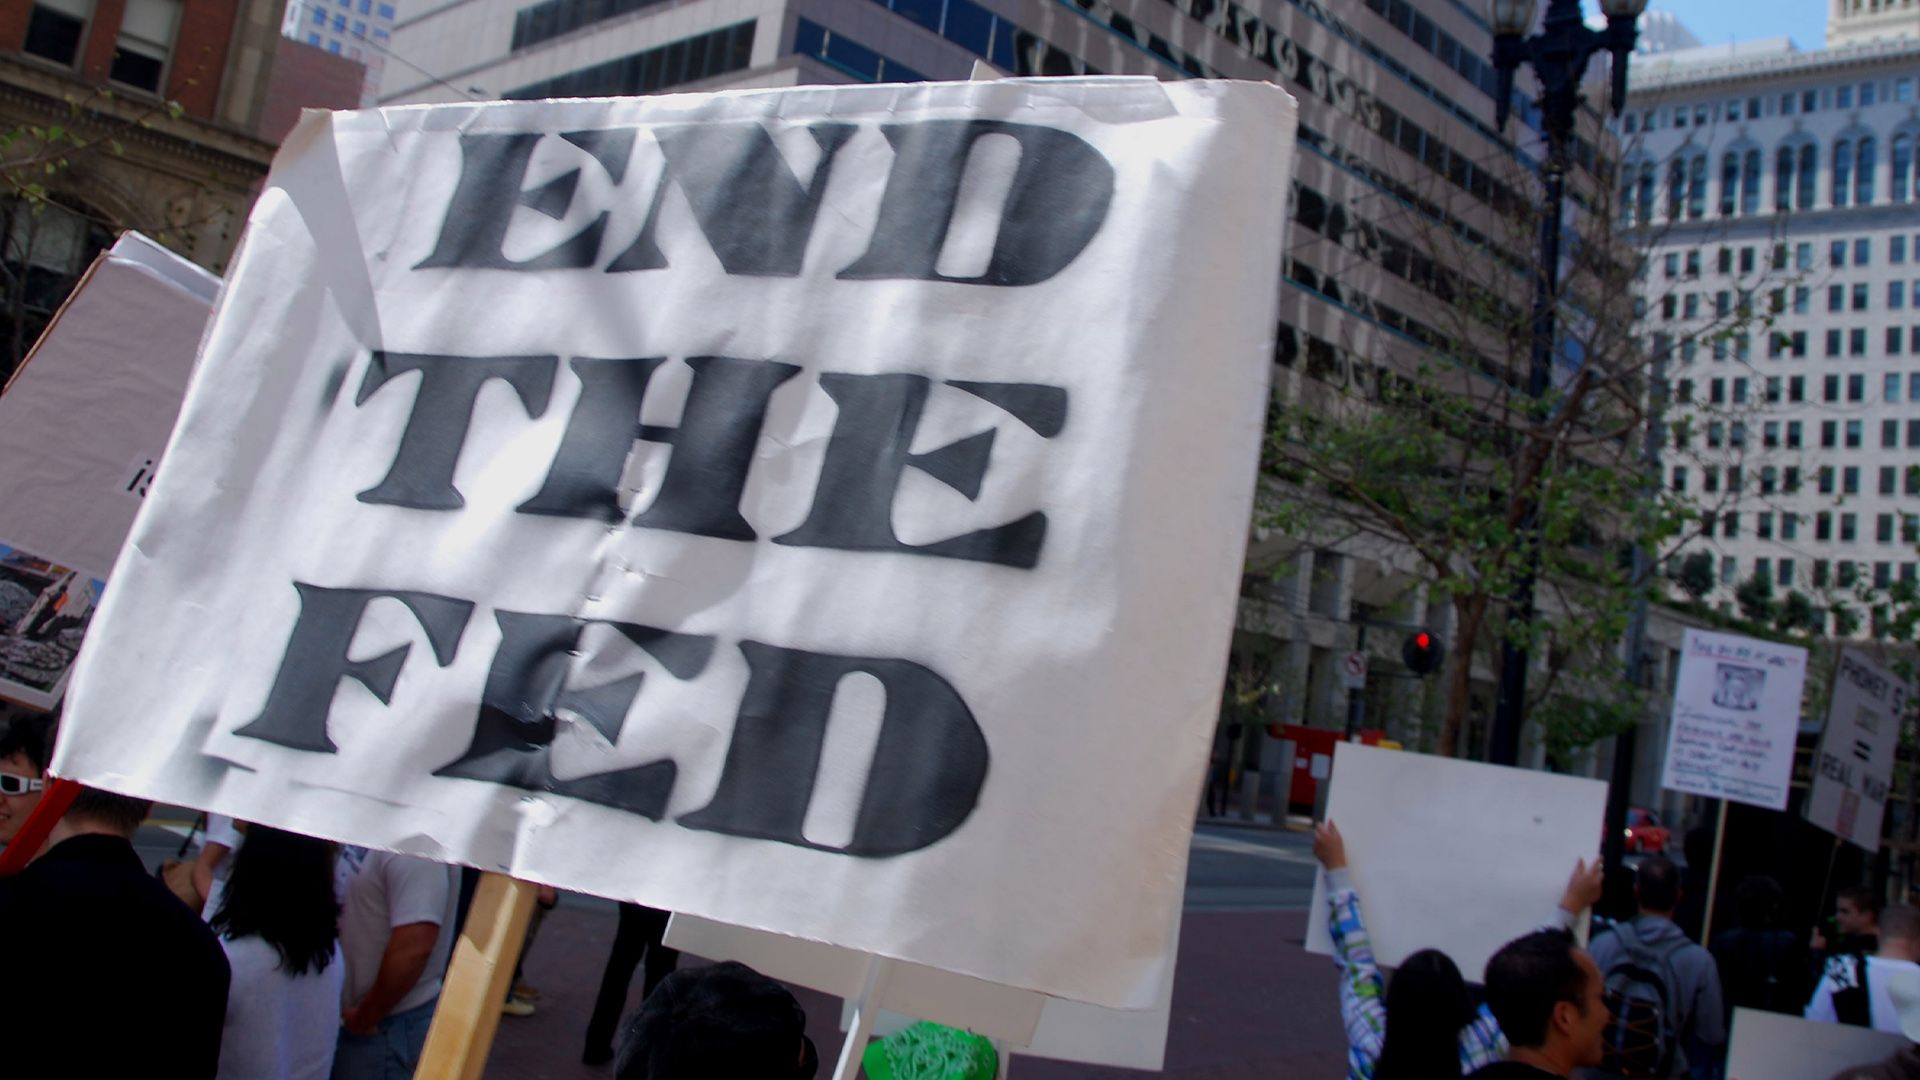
[54,79,1297,1008]
[1807,649,1909,851]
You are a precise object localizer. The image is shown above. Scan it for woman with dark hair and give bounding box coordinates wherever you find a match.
[208,824,345,1080]
[1315,822,1601,1080]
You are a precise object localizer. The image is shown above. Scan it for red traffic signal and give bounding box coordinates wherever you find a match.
[1403,630,1445,676]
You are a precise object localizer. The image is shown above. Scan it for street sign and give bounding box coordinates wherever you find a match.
[1341,651,1368,690]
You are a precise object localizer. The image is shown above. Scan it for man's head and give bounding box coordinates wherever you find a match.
[1840,885,1884,936]
[53,787,152,841]
[1483,929,1607,1076]
[1634,855,1682,916]
[0,710,55,845]
[615,962,815,1080]
[1877,903,1920,961]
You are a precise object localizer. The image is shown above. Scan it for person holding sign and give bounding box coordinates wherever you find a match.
[1825,964,1920,1080]
[1314,822,1601,1079]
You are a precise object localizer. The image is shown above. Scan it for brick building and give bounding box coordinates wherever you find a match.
[0,0,355,377]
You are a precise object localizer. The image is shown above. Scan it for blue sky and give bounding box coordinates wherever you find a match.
[1657,1,1826,49]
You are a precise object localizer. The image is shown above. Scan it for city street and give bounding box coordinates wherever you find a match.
[483,822,1343,1079]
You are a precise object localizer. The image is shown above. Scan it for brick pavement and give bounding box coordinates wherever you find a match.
[489,901,1346,1079]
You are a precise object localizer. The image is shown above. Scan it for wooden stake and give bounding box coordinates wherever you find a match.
[1700,800,1731,943]
[415,872,538,1080]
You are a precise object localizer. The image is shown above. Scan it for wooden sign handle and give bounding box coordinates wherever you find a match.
[416,872,539,1080]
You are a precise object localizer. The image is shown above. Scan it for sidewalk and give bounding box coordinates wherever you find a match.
[490,901,1345,1079]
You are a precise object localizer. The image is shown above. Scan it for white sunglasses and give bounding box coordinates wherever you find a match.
[0,772,44,796]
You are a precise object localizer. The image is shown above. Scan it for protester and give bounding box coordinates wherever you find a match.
[332,845,457,1079]
[194,813,245,917]
[613,961,817,1079]
[0,709,52,846]
[1816,885,1889,1013]
[1471,929,1608,1079]
[0,782,231,1076]
[586,902,683,1064]
[1826,963,1920,1080]
[1313,821,1601,1080]
[1711,874,1811,1020]
[1807,903,1920,1033]
[1586,855,1726,1080]
[209,825,346,1080]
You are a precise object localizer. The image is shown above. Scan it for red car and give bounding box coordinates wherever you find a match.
[1624,808,1669,854]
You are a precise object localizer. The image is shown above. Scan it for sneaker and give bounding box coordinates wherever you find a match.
[502,995,536,1018]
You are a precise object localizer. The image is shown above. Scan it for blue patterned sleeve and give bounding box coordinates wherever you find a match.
[1326,869,1386,1080]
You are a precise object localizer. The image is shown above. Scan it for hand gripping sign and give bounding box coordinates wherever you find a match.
[53,77,1296,1009]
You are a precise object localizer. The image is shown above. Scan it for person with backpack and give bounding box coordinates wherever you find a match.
[1710,875,1811,1021]
[1585,855,1726,1080]
[1807,903,1920,1034]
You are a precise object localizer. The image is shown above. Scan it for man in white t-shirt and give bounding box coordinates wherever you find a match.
[331,846,457,1080]
[1810,902,1920,1034]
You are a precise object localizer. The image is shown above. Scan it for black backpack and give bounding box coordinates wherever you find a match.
[1599,922,1684,1080]
[1832,952,1873,1028]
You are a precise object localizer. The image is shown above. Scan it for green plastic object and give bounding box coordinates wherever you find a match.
[861,1021,999,1080]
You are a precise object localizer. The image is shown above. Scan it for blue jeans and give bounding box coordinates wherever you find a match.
[331,999,437,1080]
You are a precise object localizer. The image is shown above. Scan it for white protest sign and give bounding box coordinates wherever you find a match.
[0,232,217,710]
[1725,1006,1907,1080]
[1306,743,1605,977]
[53,78,1297,1008]
[1807,649,1909,851]
[1660,629,1809,811]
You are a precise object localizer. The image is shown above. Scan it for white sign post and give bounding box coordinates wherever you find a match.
[0,233,218,710]
[1660,628,1810,811]
[53,78,1298,1010]
[1807,648,1909,851]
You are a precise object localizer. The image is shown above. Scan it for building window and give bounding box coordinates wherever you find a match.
[1849,374,1865,402]
[1858,138,1878,204]
[1891,326,1905,354]
[1836,139,1854,206]
[1840,86,1855,109]
[1688,155,1708,219]
[1854,282,1870,311]
[508,20,761,96]
[1793,286,1809,314]
[1826,328,1842,356]
[1821,466,1837,494]
[1851,328,1867,355]
[1804,89,1819,111]
[378,2,395,16]
[1883,464,1899,492]
[1832,239,1847,267]
[1822,418,1838,446]
[1779,559,1794,587]
[1842,514,1858,543]
[1829,284,1845,312]
[22,0,94,67]
[1857,237,1871,265]
[307,31,320,44]
[1847,419,1864,447]
[1898,136,1915,203]
[1864,82,1879,107]
[1888,373,1903,402]
[1818,513,1833,542]
[1785,513,1801,540]
[1721,557,1738,585]
[1894,282,1908,310]
[1788,420,1803,447]
[1880,515,1897,544]
[1898,236,1910,263]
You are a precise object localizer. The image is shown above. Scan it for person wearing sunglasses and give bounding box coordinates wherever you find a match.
[0,709,53,847]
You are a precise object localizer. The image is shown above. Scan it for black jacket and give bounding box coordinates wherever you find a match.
[0,833,232,1077]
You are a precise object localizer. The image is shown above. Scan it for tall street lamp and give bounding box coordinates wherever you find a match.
[1485,0,1646,770]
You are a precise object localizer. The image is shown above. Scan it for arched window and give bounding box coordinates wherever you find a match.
[1776,145,1795,210]
[1,196,114,380]
[1895,135,1912,203]
[1720,152,1740,215]
[1668,158,1687,219]
[1857,137,1877,204]
[1688,154,1708,219]
[1835,139,1853,207]
[1637,162,1655,225]
[1799,143,1818,208]
[1742,149,1761,214]
[1620,173,1636,225]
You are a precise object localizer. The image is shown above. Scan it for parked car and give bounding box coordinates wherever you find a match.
[1624,808,1669,854]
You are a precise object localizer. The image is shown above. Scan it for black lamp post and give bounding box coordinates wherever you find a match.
[1485,0,1646,773]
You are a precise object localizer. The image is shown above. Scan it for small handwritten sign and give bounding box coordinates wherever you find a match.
[1660,629,1808,811]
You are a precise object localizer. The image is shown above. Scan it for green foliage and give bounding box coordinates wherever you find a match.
[1675,551,1715,604]
[1734,571,1776,624]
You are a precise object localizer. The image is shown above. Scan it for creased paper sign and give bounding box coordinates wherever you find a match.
[1660,629,1809,811]
[1306,743,1605,978]
[0,232,218,710]
[53,77,1296,1008]
[1807,648,1908,851]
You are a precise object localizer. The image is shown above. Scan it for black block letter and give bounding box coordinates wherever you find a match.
[679,642,989,857]
[356,352,556,510]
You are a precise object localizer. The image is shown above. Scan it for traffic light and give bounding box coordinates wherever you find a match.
[1402,630,1445,676]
